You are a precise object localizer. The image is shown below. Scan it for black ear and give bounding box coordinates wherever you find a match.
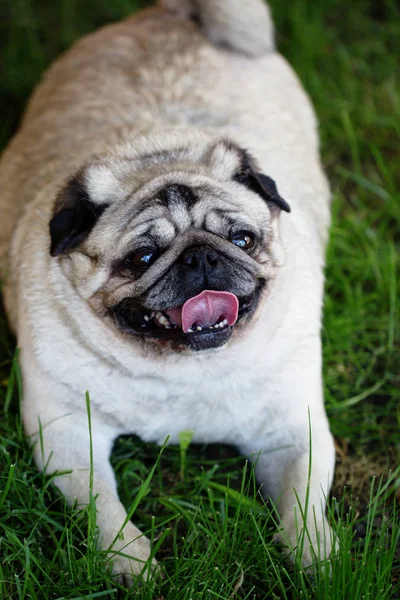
[49,172,108,257]
[233,151,291,213]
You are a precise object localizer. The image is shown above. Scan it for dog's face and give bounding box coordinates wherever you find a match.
[49,135,290,352]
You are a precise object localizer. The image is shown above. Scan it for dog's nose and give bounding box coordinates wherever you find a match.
[180,246,219,269]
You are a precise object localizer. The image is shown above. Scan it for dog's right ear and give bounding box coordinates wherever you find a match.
[49,172,108,257]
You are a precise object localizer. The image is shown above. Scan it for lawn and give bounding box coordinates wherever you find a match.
[0,0,399,598]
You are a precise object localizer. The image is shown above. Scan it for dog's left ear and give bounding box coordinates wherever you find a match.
[234,151,291,213]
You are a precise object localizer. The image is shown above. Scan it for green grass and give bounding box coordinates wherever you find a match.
[0,0,399,598]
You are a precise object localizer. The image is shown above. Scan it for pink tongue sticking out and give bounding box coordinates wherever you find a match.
[167,290,239,333]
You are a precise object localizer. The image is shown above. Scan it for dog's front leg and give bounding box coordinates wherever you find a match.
[241,415,335,565]
[22,368,154,586]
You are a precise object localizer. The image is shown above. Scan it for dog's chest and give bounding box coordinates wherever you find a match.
[89,353,273,445]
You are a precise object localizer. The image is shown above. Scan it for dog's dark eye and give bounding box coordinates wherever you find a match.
[124,248,158,271]
[231,232,255,251]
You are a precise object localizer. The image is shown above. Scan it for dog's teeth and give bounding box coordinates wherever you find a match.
[222,319,228,326]
[196,326,202,331]
[188,328,193,333]
[144,315,149,322]
[154,311,172,328]
[150,311,155,319]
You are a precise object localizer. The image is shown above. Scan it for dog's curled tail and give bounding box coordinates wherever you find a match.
[160,0,275,57]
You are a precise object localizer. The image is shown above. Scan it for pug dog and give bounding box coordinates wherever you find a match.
[0,0,336,585]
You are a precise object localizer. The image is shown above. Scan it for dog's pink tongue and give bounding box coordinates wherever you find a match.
[168,290,239,333]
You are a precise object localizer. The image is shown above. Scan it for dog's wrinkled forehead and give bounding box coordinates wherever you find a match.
[89,178,263,259]
[84,138,247,203]
[49,137,290,258]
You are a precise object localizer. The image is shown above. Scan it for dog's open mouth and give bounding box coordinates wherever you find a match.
[159,290,239,332]
[111,289,259,351]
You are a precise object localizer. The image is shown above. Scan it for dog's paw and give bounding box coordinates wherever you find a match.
[112,554,158,589]
[275,515,338,568]
[104,524,158,588]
